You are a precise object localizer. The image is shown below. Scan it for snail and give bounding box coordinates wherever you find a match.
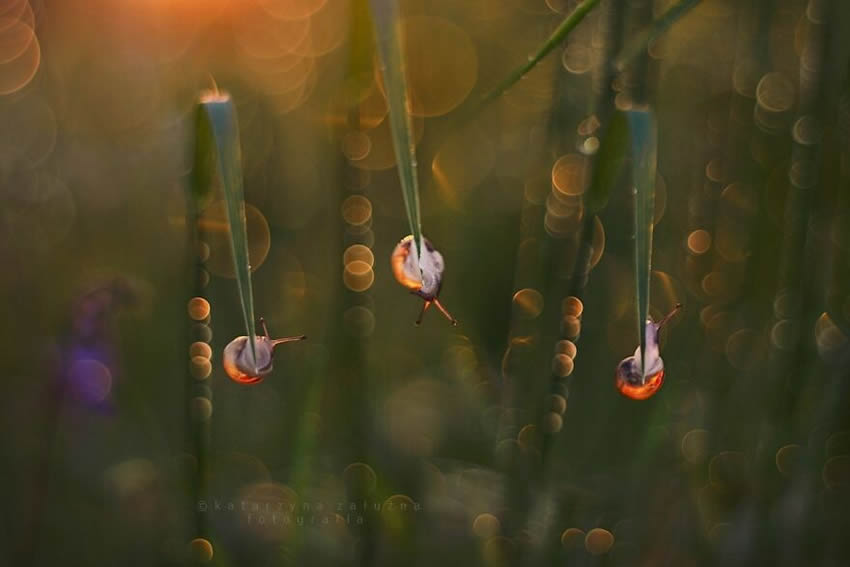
[615,304,681,400]
[391,235,457,326]
[223,317,306,384]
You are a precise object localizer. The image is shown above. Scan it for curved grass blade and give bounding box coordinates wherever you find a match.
[614,0,701,72]
[476,0,600,112]
[626,109,658,382]
[369,0,423,259]
[194,89,258,368]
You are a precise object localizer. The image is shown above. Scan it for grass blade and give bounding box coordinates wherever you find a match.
[476,0,601,112]
[581,108,658,380]
[369,0,423,257]
[194,88,258,368]
[626,109,658,381]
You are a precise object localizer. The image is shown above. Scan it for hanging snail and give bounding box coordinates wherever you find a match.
[615,304,681,400]
[223,317,306,384]
[391,235,457,326]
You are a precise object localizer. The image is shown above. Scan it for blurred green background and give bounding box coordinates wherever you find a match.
[2,0,850,565]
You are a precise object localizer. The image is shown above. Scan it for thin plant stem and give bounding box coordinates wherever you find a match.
[477,0,601,111]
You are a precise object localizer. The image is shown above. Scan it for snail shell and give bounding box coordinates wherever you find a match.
[390,235,457,326]
[222,318,306,384]
[391,235,444,300]
[615,304,681,400]
[222,335,275,384]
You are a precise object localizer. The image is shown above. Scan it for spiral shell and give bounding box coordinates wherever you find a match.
[390,235,445,300]
[615,318,665,400]
[223,336,275,384]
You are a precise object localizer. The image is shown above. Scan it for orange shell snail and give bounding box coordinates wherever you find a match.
[615,304,681,400]
[223,317,306,384]
[391,235,457,326]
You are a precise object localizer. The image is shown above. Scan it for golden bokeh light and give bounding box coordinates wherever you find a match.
[473,513,501,539]
[561,527,585,550]
[290,1,349,57]
[343,244,374,267]
[344,462,377,494]
[343,260,374,292]
[542,412,563,433]
[233,7,310,60]
[548,394,567,414]
[381,494,418,534]
[552,353,575,378]
[775,444,803,476]
[708,451,747,490]
[398,16,478,117]
[197,241,210,263]
[551,153,589,198]
[0,0,29,22]
[815,312,848,360]
[341,130,372,161]
[190,356,211,380]
[341,195,372,227]
[562,42,594,74]
[554,339,577,360]
[0,18,35,64]
[589,216,606,268]
[343,305,375,337]
[327,78,388,132]
[681,429,710,465]
[755,72,795,130]
[517,424,541,451]
[187,297,210,321]
[188,538,213,563]
[190,341,212,360]
[483,535,515,565]
[351,110,425,170]
[725,328,758,370]
[432,125,495,207]
[202,202,271,278]
[193,323,212,343]
[512,288,544,319]
[0,28,39,95]
[687,229,712,255]
[561,315,581,340]
[191,397,212,421]
[562,296,584,318]
[585,528,614,555]
[770,319,798,351]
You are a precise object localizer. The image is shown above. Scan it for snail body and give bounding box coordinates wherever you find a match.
[391,235,457,326]
[223,318,305,384]
[615,304,681,400]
